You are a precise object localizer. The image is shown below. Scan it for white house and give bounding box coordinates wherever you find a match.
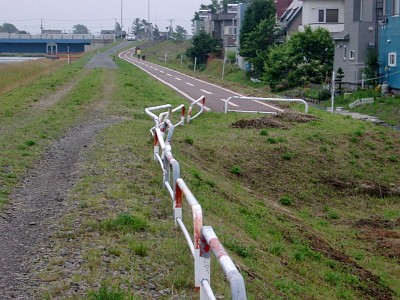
[299,0,345,33]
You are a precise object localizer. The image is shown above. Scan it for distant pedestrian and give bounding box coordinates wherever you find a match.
[136,47,141,60]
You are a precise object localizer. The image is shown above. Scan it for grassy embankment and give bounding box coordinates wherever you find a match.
[0,58,66,94]
[1,43,399,299]
[0,57,111,209]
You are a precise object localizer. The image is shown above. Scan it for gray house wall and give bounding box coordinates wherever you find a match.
[286,10,303,37]
[333,0,376,86]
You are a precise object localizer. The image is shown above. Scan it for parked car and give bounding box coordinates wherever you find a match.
[125,35,136,41]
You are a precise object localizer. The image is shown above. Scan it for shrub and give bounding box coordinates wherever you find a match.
[99,213,148,233]
[87,285,134,300]
[25,140,36,147]
[184,136,194,145]
[131,243,148,257]
[280,196,292,206]
[282,152,294,160]
[230,165,242,175]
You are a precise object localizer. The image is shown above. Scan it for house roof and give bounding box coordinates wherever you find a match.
[280,0,303,29]
[332,31,349,41]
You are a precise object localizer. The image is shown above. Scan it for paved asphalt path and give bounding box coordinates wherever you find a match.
[119,48,284,113]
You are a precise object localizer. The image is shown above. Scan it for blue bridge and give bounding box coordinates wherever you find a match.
[0,33,115,55]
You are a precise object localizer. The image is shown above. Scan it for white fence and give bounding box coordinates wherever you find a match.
[224,96,309,114]
[348,97,374,109]
[145,96,247,300]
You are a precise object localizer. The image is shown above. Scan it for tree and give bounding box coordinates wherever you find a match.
[186,31,217,65]
[115,22,122,33]
[336,68,345,94]
[241,17,280,77]
[239,0,278,77]
[73,24,89,34]
[0,23,18,33]
[131,18,145,38]
[173,25,188,41]
[363,48,379,88]
[152,25,160,40]
[263,26,334,90]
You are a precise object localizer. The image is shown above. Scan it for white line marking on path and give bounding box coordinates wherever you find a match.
[160,70,165,73]
[154,68,159,71]
[175,77,182,81]
[221,99,239,107]
[200,89,213,95]
[253,100,285,112]
[167,74,172,76]
[186,82,195,86]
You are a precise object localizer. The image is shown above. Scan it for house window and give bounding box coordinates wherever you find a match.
[388,52,397,66]
[318,9,339,23]
[343,46,347,60]
[349,50,355,60]
[393,0,400,15]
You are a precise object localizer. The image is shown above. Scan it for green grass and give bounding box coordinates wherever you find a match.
[0,57,106,209]
[98,213,148,233]
[0,58,66,94]
[2,47,400,299]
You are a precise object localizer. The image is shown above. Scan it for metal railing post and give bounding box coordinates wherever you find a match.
[174,182,183,228]
[200,234,212,300]
[202,226,247,300]
[188,96,206,123]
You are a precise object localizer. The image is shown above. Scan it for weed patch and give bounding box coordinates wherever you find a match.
[98,213,148,233]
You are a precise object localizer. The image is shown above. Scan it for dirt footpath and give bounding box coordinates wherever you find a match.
[0,46,126,299]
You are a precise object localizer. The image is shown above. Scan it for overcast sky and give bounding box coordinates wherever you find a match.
[0,0,209,34]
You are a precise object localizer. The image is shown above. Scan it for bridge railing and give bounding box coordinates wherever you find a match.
[0,33,115,41]
[145,99,246,300]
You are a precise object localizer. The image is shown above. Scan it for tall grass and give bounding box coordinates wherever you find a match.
[0,58,66,94]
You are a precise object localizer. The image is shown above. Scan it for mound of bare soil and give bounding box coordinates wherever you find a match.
[231,111,319,129]
[322,178,400,197]
[354,216,400,262]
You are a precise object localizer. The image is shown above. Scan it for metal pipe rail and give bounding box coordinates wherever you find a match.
[188,96,206,123]
[224,96,309,114]
[174,178,210,290]
[202,226,247,300]
[145,102,247,299]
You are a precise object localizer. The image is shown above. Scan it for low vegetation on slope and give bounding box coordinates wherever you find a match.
[1,49,399,299]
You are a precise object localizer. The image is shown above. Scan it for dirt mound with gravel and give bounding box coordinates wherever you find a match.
[231,111,319,129]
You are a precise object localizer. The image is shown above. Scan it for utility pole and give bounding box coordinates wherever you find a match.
[40,19,43,33]
[120,0,123,35]
[148,0,150,24]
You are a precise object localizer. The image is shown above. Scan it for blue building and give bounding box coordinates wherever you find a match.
[379,0,400,89]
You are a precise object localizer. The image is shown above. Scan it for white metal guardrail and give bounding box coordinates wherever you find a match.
[145,98,247,300]
[187,96,206,123]
[224,96,309,114]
